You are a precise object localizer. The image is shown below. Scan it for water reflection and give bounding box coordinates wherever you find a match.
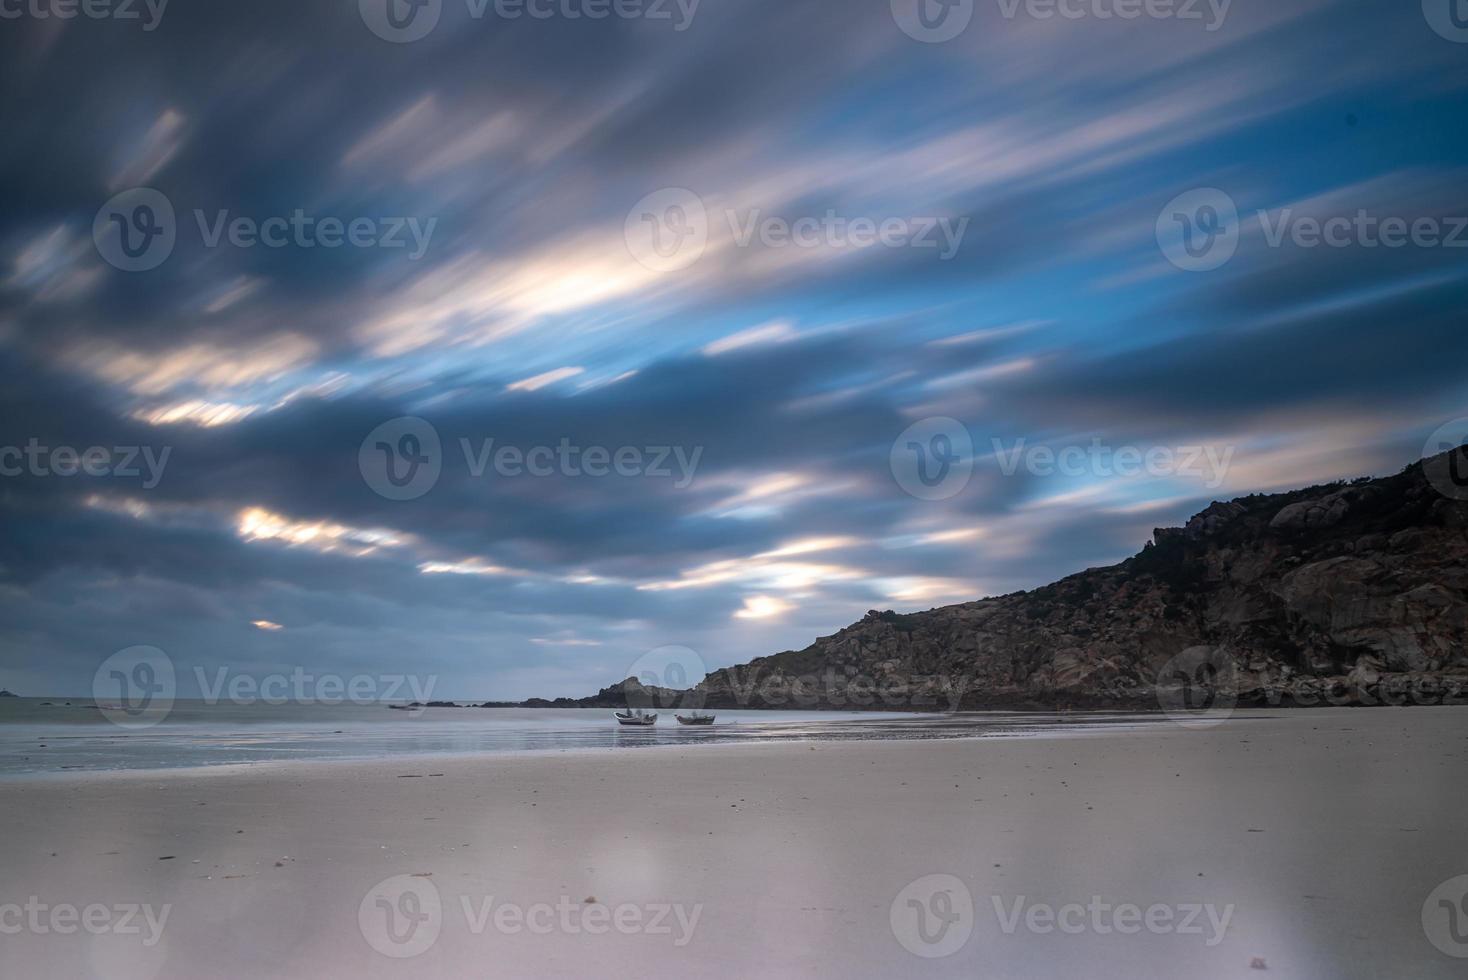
[0,700,1172,775]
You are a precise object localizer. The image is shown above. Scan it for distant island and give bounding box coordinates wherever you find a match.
[0,690,16,698]
[479,446,1467,713]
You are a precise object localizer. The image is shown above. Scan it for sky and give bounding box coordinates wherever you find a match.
[0,0,1466,699]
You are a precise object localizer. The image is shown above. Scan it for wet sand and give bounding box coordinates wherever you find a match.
[1,707,1465,978]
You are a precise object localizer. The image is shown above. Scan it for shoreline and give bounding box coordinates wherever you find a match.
[2,707,1464,978]
[0,708,1180,781]
[0,714,1182,781]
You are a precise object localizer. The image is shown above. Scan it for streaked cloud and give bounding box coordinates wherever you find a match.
[0,0,1463,698]
[702,321,796,357]
[507,366,586,393]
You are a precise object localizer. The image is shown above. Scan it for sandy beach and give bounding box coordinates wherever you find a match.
[2,707,1466,978]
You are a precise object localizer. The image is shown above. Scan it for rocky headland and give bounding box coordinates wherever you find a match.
[547,447,1468,712]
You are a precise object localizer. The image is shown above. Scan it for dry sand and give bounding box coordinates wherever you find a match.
[2,706,1466,979]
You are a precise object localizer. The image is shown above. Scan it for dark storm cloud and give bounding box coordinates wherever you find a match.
[1,0,1466,696]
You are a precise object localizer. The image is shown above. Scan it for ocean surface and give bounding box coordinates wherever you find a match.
[0,697,1165,776]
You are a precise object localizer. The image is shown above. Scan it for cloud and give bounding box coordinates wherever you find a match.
[702,320,797,356]
[506,367,587,392]
[1,0,1465,697]
[733,595,794,620]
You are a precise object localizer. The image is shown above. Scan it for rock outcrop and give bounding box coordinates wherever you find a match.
[518,677,690,710]
[686,448,1468,710]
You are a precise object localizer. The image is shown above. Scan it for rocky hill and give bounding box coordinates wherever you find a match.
[625,448,1468,711]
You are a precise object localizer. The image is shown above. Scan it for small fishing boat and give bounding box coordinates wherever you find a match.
[675,713,716,726]
[614,709,658,726]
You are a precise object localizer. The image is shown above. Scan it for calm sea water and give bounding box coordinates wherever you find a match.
[0,698,1162,775]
